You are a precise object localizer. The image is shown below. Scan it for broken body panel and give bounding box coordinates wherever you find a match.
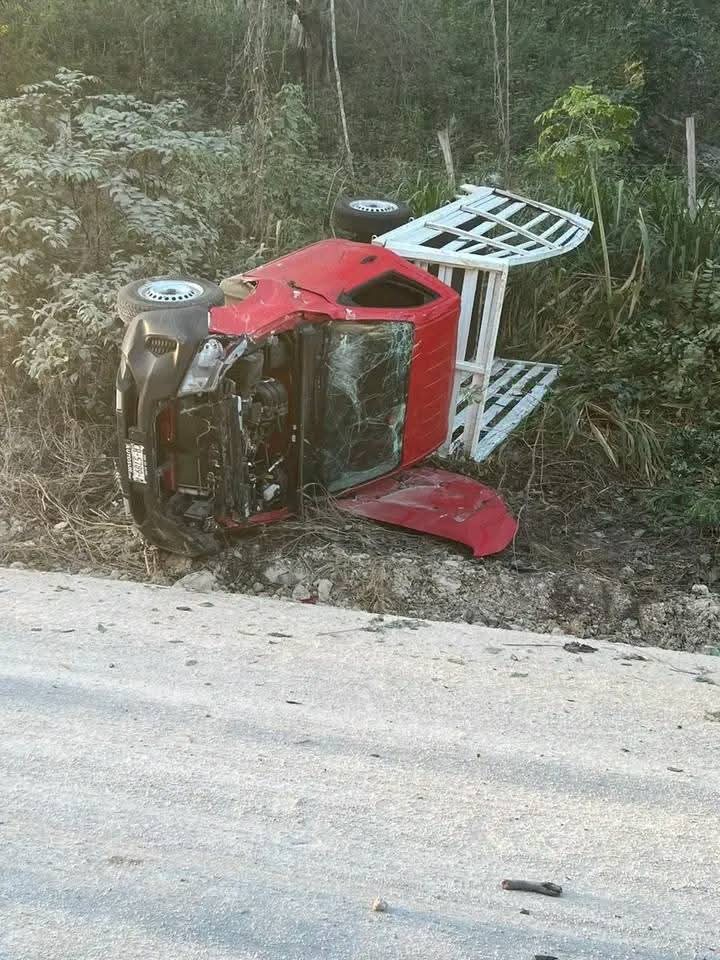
[116,239,517,557]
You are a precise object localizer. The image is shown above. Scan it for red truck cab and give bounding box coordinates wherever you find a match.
[116,239,516,556]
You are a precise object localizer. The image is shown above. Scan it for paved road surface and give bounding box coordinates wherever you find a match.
[1,567,719,960]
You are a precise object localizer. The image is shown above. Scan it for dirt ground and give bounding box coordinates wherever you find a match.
[2,437,718,654]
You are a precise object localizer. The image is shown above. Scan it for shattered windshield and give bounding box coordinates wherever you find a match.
[321,322,414,493]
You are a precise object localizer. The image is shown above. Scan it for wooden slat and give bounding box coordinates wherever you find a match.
[458,184,495,200]
[425,220,521,255]
[482,186,593,230]
[477,218,577,262]
[437,264,453,286]
[380,193,509,247]
[377,241,514,270]
[458,212,565,258]
[460,269,508,454]
[439,201,528,254]
[459,204,557,248]
[553,224,581,247]
[453,360,526,431]
[375,184,592,268]
[472,365,560,461]
[439,269,481,455]
[460,182,593,232]
[454,271,479,365]
[481,364,553,426]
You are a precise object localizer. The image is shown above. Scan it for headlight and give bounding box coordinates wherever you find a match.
[178,337,247,396]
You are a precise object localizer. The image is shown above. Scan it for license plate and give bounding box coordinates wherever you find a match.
[125,442,148,484]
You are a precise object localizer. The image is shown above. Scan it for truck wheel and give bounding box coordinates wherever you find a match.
[116,276,225,325]
[332,197,412,242]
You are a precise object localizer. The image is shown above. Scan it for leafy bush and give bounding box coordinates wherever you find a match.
[0,69,227,391]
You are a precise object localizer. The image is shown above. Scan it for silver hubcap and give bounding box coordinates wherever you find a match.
[138,279,204,303]
[349,199,398,214]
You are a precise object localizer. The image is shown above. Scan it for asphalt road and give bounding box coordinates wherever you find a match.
[1,567,719,960]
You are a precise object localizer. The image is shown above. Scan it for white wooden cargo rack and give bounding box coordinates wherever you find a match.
[373,185,593,461]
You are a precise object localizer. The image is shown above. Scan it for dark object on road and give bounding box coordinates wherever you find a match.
[501,879,563,897]
[534,955,559,960]
[563,641,598,654]
[116,239,517,558]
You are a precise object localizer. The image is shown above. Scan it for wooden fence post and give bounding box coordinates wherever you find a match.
[686,116,697,221]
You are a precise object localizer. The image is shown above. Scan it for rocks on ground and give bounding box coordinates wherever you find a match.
[201,533,720,653]
[172,569,218,594]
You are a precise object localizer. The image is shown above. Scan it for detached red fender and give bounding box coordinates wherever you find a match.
[336,466,517,558]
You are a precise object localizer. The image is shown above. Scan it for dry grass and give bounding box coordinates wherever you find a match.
[0,386,146,576]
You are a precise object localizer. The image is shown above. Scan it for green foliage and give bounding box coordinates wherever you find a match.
[649,427,720,528]
[0,69,338,398]
[176,83,335,270]
[536,85,639,180]
[587,259,720,423]
[0,69,227,388]
[394,170,456,217]
[502,164,720,527]
[5,0,719,167]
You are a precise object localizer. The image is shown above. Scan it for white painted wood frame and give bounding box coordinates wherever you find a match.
[373,184,592,460]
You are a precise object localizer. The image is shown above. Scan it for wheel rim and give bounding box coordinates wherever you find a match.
[348,199,399,214]
[137,279,204,303]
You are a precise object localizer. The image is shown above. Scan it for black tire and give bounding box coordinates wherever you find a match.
[332,196,412,242]
[116,275,225,325]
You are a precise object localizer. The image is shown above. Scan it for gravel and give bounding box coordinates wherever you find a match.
[213,539,720,653]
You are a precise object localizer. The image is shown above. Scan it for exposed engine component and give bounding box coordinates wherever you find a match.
[247,379,288,427]
[163,343,291,532]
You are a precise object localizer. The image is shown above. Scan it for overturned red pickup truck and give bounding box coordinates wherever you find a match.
[116,188,591,557]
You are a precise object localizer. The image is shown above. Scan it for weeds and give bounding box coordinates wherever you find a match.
[499,166,720,530]
[0,385,145,574]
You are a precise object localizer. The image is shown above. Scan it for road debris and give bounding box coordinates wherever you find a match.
[107,855,143,867]
[501,879,562,897]
[371,897,389,912]
[563,641,598,654]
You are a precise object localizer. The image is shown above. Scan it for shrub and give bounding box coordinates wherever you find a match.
[0,69,227,391]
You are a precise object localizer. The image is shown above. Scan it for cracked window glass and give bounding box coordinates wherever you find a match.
[321,322,414,493]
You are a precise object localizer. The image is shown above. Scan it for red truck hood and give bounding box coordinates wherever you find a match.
[336,466,518,558]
